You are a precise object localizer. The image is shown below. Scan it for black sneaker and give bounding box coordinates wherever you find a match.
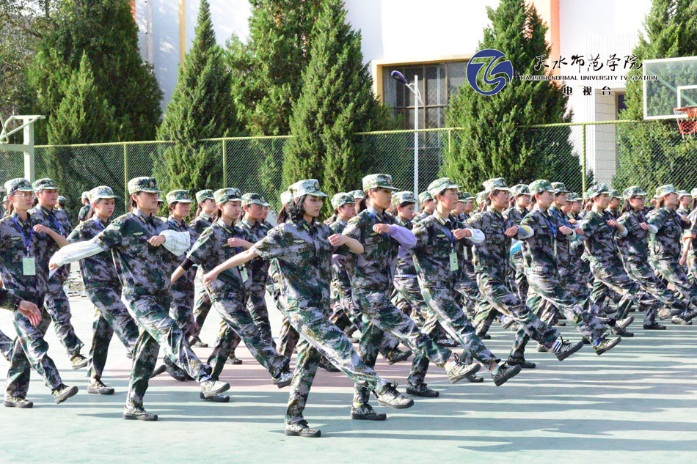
[594,336,621,355]
[612,328,634,337]
[70,354,89,370]
[88,379,115,395]
[507,357,536,369]
[226,353,243,365]
[491,363,522,386]
[681,309,697,322]
[318,357,340,372]
[384,348,413,365]
[444,354,482,384]
[350,403,387,421]
[373,382,414,409]
[672,316,692,325]
[643,322,666,330]
[273,370,294,388]
[123,404,158,421]
[190,337,209,348]
[466,374,484,383]
[199,392,230,402]
[552,338,585,361]
[481,334,492,340]
[200,380,230,399]
[52,384,78,404]
[406,383,440,398]
[284,420,321,438]
[4,396,33,408]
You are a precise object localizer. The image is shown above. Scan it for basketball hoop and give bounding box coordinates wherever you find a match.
[674,106,697,138]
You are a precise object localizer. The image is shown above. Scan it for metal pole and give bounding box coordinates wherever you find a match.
[23,118,35,182]
[414,74,419,200]
[581,123,587,194]
[222,140,227,187]
[123,143,128,212]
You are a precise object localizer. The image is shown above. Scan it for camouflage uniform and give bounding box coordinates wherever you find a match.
[68,207,139,382]
[78,204,91,222]
[254,193,391,424]
[1,179,65,399]
[647,191,697,307]
[504,200,529,303]
[686,208,697,284]
[343,175,454,404]
[30,180,84,358]
[185,190,288,382]
[190,210,215,338]
[0,329,13,361]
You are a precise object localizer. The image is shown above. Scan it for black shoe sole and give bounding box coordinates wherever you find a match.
[199,393,230,402]
[466,375,484,383]
[87,388,115,395]
[555,340,585,362]
[4,400,33,408]
[508,360,536,369]
[54,386,78,404]
[284,429,321,437]
[350,412,387,421]
[123,413,158,421]
[643,325,667,330]
[386,350,413,365]
[406,389,440,398]
[493,364,523,387]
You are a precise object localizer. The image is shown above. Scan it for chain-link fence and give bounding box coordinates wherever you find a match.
[1,121,695,222]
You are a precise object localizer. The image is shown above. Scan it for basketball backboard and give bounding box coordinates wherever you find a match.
[643,56,697,120]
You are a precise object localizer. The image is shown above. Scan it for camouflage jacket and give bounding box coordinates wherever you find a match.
[606,208,621,220]
[187,219,251,301]
[256,219,339,309]
[687,209,697,252]
[329,219,352,290]
[163,216,197,291]
[568,212,585,259]
[413,210,482,288]
[239,218,271,284]
[616,209,654,263]
[467,207,519,280]
[92,209,175,298]
[343,207,415,292]
[677,207,691,217]
[578,209,626,267]
[0,287,22,311]
[67,217,120,289]
[413,211,431,223]
[78,204,90,222]
[505,206,528,266]
[547,204,575,269]
[521,207,575,274]
[394,216,417,277]
[646,206,689,261]
[29,205,73,282]
[190,212,215,236]
[0,212,50,296]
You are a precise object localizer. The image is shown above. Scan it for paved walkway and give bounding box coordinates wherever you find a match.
[1,293,697,463]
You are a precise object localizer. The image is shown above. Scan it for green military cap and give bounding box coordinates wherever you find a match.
[90,185,119,202]
[280,190,293,206]
[33,178,58,192]
[166,190,192,205]
[349,190,365,201]
[214,188,242,204]
[81,191,90,200]
[242,192,266,207]
[528,179,555,195]
[331,192,355,209]
[476,191,486,204]
[511,184,531,196]
[195,189,214,203]
[362,174,397,191]
[677,190,691,199]
[691,188,697,197]
[418,191,433,204]
[566,192,580,201]
[458,191,474,202]
[289,179,328,198]
[585,183,611,198]
[551,182,569,193]
[608,189,621,199]
[655,184,677,199]
[482,177,510,193]
[392,190,416,206]
[128,177,161,195]
[622,186,647,199]
[4,178,33,195]
[427,177,459,197]
[57,195,67,204]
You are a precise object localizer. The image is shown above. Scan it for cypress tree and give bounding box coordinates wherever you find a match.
[157,0,240,194]
[443,0,576,192]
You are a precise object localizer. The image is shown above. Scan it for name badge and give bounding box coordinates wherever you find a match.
[449,252,459,272]
[239,267,249,282]
[23,257,36,276]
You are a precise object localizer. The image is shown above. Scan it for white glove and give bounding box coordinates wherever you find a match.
[50,241,104,268]
[160,230,192,256]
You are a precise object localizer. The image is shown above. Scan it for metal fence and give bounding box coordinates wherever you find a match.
[1,121,695,220]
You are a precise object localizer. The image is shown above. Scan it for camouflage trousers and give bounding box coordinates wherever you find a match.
[85,286,139,380]
[393,277,440,338]
[0,328,12,361]
[125,291,211,408]
[165,280,197,376]
[206,293,288,381]
[421,285,500,367]
[280,300,388,424]
[191,271,212,340]
[246,281,274,349]
[526,269,608,343]
[352,289,452,403]
[624,259,679,325]
[653,258,697,307]
[6,293,63,399]
[44,279,83,357]
[278,316,300,358]
[537,267,589,325]
[589,260,640,320]
[511,254,529,304]
[473,273,558,360]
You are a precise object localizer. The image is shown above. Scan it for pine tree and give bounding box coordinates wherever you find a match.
[157,0,240,194]
[27,0,162,142]
[442,0,576,193]
[282,0,382,202]
[614,0,697,192]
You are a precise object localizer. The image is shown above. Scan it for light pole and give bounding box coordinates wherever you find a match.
[390,70,423,203]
